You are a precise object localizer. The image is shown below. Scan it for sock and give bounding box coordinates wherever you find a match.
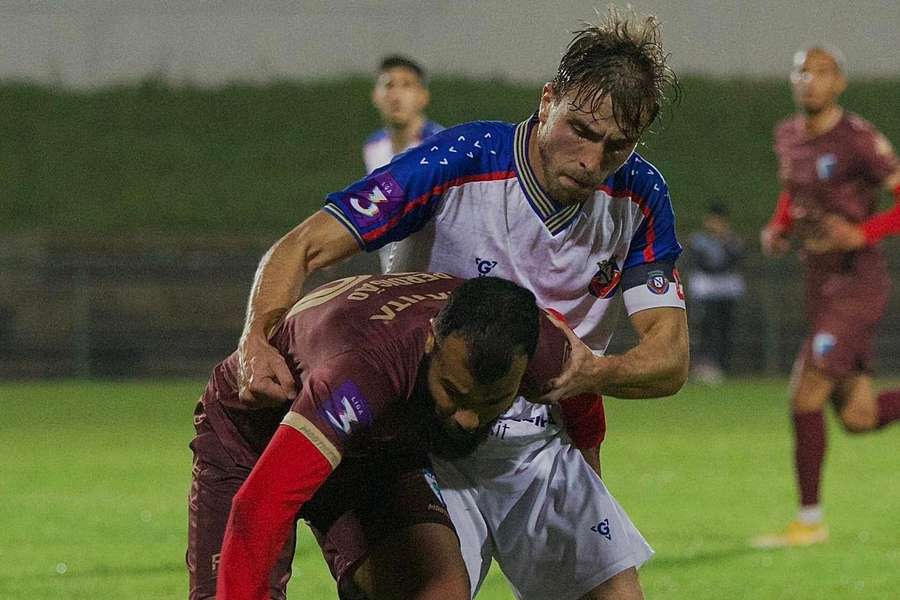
[876,389,900,428]
[793,411,826,508]
[797,504,823,525]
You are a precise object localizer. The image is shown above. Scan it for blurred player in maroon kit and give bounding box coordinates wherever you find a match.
[187,273,615,599]
[755,46,900,548]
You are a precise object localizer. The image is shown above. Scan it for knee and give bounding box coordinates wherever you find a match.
[839,411,876,434]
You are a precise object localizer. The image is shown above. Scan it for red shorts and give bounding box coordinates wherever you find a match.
[802,255,890,379]
[187,396,454,600]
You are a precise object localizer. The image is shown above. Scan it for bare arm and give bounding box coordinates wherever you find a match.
[238,211,360,404]
[539,306,689,402]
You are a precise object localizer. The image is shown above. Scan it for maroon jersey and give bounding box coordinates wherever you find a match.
[209,272,568,464]
[774,112,899,276]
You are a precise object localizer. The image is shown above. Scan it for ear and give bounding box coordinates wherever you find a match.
[419,87,431,110]
[425,318,436,354]
[834,73,847,96]
[538,83,556,124]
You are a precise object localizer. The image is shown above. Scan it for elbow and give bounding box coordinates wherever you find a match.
[659,349,690,396]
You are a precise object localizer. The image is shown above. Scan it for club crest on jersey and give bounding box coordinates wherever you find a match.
[812,332,837,359]
[588,258,621,298]
[320,380,373,438]
[348,172,404,223]
[475,257,498,276]
[646,270,670,295]
[816,153,837,180]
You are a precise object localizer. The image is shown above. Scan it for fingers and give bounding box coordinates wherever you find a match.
[238,353,297,406]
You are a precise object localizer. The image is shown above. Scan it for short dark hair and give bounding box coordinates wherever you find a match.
[433,277,540,384]
[378,55,427,85]
[551,8,679,140]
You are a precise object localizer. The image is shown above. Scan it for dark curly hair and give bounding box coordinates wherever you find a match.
[551,8,679,140]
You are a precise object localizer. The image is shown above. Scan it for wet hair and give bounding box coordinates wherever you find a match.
[378,55,428,85]
[707,199,728,217]
[551,7,679,140]
[433,277,540,385]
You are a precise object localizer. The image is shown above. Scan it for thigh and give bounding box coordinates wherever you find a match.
[790,360,836,413]
[354,522,470,600]
[487,439,653,600]
[187,407,295,600]
[304,453,458,597]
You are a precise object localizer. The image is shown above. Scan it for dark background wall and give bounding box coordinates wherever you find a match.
[2,77,899,378]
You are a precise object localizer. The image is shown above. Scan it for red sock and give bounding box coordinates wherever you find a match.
[793,411,826,507]
[876,389,900,428]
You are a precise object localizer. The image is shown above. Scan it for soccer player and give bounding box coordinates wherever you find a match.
[238,10,686,599]
[755,46,900,548]
[365,55,444,271]
[189,273,650,599]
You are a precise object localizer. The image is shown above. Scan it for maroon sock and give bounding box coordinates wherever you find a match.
[876,389,900,428]
[793,411,826,507]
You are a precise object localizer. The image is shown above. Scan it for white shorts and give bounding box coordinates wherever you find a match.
[432,398,653,600]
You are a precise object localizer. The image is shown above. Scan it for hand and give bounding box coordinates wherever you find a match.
[537,313,598,404]
[237,333,298,406]
[820,214,866,251]
[760,226,790,256]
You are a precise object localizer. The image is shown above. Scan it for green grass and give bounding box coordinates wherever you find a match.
[1,380,898,598]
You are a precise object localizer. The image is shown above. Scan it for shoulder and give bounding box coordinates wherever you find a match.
[422,120,446,138]
[364,128,390,146]
[406,120,517,178]
[774,116,802,141]
[605,152,672,212]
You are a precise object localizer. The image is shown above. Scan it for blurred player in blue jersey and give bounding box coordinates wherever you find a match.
[366,55,444,271]
[237,9,686,599]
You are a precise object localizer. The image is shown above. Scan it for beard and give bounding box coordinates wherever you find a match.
[536,140,596,206]
[426,412,494,459]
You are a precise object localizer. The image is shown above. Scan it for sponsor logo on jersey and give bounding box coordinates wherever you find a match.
[475,257,498,276]
[812,332,837,359]
[816,153,837,180]
[646,270,670,295]
[348,172,404,223]
[320,380,373,438]
[590,518,612,540]
[588,258,621,298]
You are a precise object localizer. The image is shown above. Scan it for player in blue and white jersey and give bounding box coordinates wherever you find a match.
[239,10,686,600]
[365,55,444,271]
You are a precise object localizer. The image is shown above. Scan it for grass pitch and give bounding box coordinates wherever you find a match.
[1,379,897,599]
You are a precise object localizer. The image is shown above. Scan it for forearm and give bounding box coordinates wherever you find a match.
[241,212,360,342]
[218,424,336,599]
[861,182,900,244]
[589,311,689,399]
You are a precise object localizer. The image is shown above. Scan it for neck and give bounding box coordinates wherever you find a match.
[526,118,548,189]
[388,115,426,153]
[802,104,843,137]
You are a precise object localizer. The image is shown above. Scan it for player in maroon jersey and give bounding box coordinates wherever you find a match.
[755,46,900,548]
[187,273,606,599]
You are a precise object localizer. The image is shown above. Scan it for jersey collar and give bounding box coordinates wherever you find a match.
[514,114,582,235]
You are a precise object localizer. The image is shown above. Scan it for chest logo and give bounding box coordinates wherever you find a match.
[588,258,621,299]
[475,257,498,276]
[816,153,837,180]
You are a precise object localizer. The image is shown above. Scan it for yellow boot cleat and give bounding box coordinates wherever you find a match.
[751,521,829,549]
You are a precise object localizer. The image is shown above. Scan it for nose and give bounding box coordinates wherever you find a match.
[452,409,480,432]
[579,149,603,174]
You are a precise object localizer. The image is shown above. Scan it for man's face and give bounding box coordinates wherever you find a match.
[534,85,642,205]
[790,50,846,115]
[372,66,430,128]
[423,332,527,459]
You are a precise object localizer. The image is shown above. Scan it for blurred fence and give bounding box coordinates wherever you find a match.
[4,233,900,380]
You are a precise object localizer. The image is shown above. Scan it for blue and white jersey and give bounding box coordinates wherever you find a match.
[363,120,445,174]
[329,115,684,353]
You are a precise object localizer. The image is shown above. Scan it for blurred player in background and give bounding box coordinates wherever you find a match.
[755,45,900,548]
[238,9,687,599]
[686,200,745,384]
[365,55,444,270]
[189,274,650,599]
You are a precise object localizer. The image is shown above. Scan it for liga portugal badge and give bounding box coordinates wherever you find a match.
[588,258,621,298]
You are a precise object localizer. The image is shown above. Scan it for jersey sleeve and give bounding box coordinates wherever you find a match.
[286,351,402,459]
[854,120,899,185]
[615,156,686,315]
[323,122,509,252]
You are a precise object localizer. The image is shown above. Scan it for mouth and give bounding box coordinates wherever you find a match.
[561,174,594,190]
